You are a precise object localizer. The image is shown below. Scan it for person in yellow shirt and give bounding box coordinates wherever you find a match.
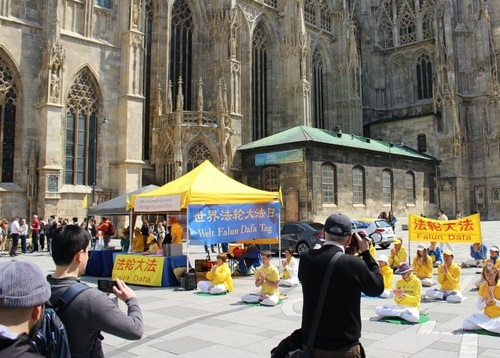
[474,246,500,288]
[131,228,144,253]
[388,238,407,270]
[377,255,393,298]
[375,262,422,323]
[146,235,159,254]
[197,253,234,294]
[169,216,184,244]
[425,249,463,303]
[241,251,280,306]
[413,244,434,287]
[463,263,500,333]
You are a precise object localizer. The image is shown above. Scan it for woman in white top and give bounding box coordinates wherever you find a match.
[279,247,299,286]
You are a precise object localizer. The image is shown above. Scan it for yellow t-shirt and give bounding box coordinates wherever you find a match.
[380,264,394,290]
[413,255,433,279]
[170,223,184,244]
[394,274,421,309]
[148,242,159,254]
[437,263,461,291]
[479,281,500,318]
[206,262,234,292]
[255,265,280,296]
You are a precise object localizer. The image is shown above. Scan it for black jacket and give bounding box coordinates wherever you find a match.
[0,333,43,357]
[298,245,383,351]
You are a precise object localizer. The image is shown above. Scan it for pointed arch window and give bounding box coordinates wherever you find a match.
[263,166,279,192]
[320,2,332,32]
[383,169,392,204]
[304,0,316,25]
[143,0,153,161]
[322,164,337,205]
[162,148,175,183]
[399,12,416,45]
[65,70,99,186]
[312,47,325,129]
[170,0,193,110]
[416,54,433,100]
[186,141,212,172]
[0,57,17,183]
[252,25,269,141]
[352,166,365,205]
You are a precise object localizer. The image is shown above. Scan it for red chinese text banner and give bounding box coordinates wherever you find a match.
[408,213,482,244]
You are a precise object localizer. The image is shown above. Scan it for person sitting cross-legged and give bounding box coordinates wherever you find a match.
[462,263,500,334]
[279,247,299,287]
[461,242,488,268]
[388,238,407,271]
[474,246,500,288]
[413,244,434,287]
[197,253,234,295]
[375,262,422,323]
[425,249,463,303]
[241,250,280,306]
[377,254,393,298]
[427,241,443,268]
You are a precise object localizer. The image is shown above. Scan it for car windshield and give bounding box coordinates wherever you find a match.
[352,221,370,229]
[375,220,391,228]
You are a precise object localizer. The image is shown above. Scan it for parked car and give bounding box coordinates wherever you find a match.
[351,218,395,248]
[272,222,324,255]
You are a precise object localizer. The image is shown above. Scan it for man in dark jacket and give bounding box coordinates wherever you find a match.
[0,260,50,357]
[272,214,384,357]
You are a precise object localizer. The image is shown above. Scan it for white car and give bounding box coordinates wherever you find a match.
[352,219,395,249]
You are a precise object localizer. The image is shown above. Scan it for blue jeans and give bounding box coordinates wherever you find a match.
[238,258,261,275]
[20,235,27,253]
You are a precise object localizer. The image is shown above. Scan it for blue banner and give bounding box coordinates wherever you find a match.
[188,202,280,244]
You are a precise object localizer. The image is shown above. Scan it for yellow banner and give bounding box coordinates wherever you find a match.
[112,254,164,287]
[408,213,482,243]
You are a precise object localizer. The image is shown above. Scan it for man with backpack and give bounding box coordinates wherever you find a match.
[48,225,143,358]
[97,217,115,248]
[0,260,50,357]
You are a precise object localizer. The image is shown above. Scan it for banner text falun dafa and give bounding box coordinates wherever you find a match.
[408,213,482,244]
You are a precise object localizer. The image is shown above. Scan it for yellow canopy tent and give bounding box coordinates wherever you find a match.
[131,160,281,250]
[131,160,280,210]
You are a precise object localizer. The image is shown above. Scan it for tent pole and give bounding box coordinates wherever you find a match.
[185,209,190,271]
[128,209,133,253]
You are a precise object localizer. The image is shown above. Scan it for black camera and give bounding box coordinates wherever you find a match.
[346,232,369,255]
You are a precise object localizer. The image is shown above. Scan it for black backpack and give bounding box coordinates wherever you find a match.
[32,283,90,358]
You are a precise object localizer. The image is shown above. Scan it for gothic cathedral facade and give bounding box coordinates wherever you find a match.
[0,0,499,221]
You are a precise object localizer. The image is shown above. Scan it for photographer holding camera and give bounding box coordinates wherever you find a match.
[271,214,383,357]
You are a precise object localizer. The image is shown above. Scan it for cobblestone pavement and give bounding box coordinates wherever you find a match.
[1,221,499,357]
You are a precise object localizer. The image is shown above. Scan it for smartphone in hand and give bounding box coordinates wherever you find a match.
[97,279,118,293]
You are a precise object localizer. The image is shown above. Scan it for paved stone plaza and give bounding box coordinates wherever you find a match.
[2,221,499,357]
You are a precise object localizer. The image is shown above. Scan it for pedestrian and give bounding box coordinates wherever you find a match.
[271,214,383,357]
[9,217,21,256]
[30,214,40,253]
[0,260,51,357]
[19,218,29,254]
[48,225,144,357]
[437,209,452,251]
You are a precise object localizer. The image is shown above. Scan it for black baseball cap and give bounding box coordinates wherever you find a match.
[324,214,352,236]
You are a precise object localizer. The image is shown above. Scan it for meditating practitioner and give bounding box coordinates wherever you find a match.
[462,263,500,334]
[241,250,280,306]
[378,254,393,298]
[197,253,234,295]
[425,249,463,303]
[413,244,434,287]
[388,238,407,271]
[375,262,422,323]
[427,241,443,267]
[279,248,299,287]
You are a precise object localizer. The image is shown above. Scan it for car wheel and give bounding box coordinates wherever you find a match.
[379,243,390,249]
[296,241,310,255]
